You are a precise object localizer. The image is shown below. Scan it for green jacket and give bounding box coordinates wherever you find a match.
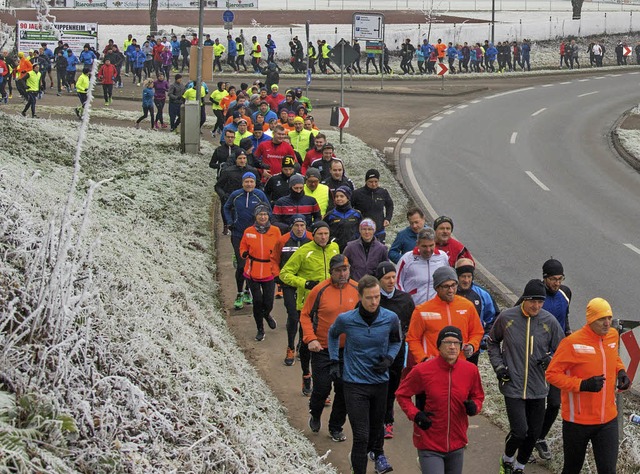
[279,240,340,310]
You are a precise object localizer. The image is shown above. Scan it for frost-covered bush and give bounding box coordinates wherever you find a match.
[0,111,336,473]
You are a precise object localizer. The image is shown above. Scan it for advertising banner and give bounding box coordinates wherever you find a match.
[74,0,107,7]
[17,20,98,53]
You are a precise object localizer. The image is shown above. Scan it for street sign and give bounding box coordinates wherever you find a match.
[436,63,449,75]
[624,45,632,57]
[222,10,235,22]
[365,41,383,55]
[338,107,349,128]
[621,327,640,386]
[224,22,233,30]
[306,68,312,86]
[352,12,384,41]
[328,39,360,69]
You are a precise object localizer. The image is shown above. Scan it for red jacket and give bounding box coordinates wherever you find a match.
[254,139,296,177]
[396,355,484,453]
[98,63,117,85]
[436,236,473,267]
[265,93,285,113]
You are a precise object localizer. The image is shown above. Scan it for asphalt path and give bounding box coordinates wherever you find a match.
[397,71,640,329]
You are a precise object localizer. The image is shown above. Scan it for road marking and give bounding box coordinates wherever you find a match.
[387,137,399,143]
[457,104,468,109]
[401,148,412,154]
[432,116,443,121]
[486,87,535,99]
[630,72,640,75]
[542,84,554,87]
[525,171,550,191]
[560,81,571,84]
[623,243,640,256]
[510,132,518,144]
[594,76,605,80]
[444,110,455,115]
[421,122,432,128]
[531,108,547,117]
[396,129,407,134]
[405,138,416,144]
[578,91,599,98]
[609,74,622,77]
[470,99,481,103]
[411,129,423,136]
[383,147,394,154]
[578,78,589,82]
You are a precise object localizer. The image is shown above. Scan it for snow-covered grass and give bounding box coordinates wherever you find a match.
[0,111,336,473]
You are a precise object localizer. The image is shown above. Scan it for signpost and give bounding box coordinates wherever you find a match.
[353,12,385,89]
[223,10,234,30]
[436,62,448,90]
[623,44,632,57]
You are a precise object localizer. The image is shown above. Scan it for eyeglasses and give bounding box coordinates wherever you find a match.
[440,283,458,290]
[546,276,565,283]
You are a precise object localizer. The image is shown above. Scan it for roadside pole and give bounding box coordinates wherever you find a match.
[340,40,344,145]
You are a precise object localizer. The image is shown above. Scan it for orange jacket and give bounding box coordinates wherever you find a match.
[239,225,281,281]
[220,93,236,115]
[17,56,33,77]
[436,43,447,58]
[546,325,625,425]
[299,278,359,349]
[406,294,484,364]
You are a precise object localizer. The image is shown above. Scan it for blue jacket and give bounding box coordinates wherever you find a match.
[223,188,271,238]
[459,283,498,333]
[79,50,96,65]
[66,53,79,72]
[171,40,180,56]
[447,46,458,59]
[328,306,402,384]
[133,50,146,68]
[542,285,571,333]
[421,43,434,56]
[486,45,498,60]
[388,226,419,263]
[142,87,154,107]
[324,204,362,252]
[252,109,277,123]
[228,39,237,55]
[126,44,137,60]
[521,43,531,58]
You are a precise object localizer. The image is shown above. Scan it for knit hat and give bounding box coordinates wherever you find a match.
[311,220,329,235]
[242,172,256,182]
[542,259,564,278]
[433,266,458,289]
[365,168,380,180]
[334,185,352,200]
[239,137,253,150]
[271,84,279,90]
[250,93,259,102]
[254,204,270,217]
[586,297,613,325]
[433,215,454,231]
[288,174,304,188]
[235,149,247,158]
[282,155,296,168]
[329,254,350,271]
[455,258,475,277]
[375,261,396,279]
[293,116,304,123]
[305,168,321,180]
[290,214,306,226]
[437,325,463,348]
[360,218,376,230]
[521,279,546,301]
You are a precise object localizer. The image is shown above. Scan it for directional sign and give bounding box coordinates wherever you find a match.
[352,12,384,41]
[222,10,235,22]
[621,327,640,388]
[436,63,449,76]
[338,107,349,128]
[306,68,312,86]
[623,45,632,57]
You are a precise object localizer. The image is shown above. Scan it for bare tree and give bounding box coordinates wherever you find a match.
[572,0,584,20]
[150,0,158,35]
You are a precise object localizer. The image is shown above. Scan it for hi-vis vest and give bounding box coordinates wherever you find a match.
[252,42,262,58]
[26,70,41,92]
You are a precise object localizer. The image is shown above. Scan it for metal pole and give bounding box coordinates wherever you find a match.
[193,0,205,151]
[340,39,344,144]
[380,43,384,90]
[305,21,310,98]
[491,0,495,44]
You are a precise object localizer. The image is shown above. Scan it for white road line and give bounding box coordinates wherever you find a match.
[401,148,412,154]
[525,171,550,191]
[531,108,547,117]
[578,79,589,82]
[421,122,432,128]
[610,74,622,77]
[594,76,605,80]
[432,116,443,121]
[630,72,640,75]
[457,104,468,109]
[578,91,599,98]
[411,129,423,136]
[387,137,399,143]
[623,243,640,256]
[560,81,571,84]
[383,147,394,154]
[470,99,481,103]
[405,138,416,144]
[510,132,518,144]
[444,110,455,115]
[542,84,554,87]
[485,87,535,99]
[396,129,407,134]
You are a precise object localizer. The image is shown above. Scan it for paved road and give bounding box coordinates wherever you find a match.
[396,71,640,328]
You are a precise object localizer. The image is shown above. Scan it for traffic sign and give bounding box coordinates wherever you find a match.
[306,68,312,86]
[338,107,349,128]
[621,327,640,388]
[328,40,360,69]
[436,63,449,75]
[624,45,632,57]
[352,12,384,42]
[222,10,235,22]
[224,22,233,30]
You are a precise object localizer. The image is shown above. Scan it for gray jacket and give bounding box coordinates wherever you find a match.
[488,305,564,400]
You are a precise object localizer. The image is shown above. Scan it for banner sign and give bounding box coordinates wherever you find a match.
[17,20,98,53]
[226,0,256,8]
[74,0,107,6]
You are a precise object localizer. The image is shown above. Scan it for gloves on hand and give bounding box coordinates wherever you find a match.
[304,280,319,290]
[329,361,341,382]
[372,355,394,374]
[496,367,511,384]
[580,375,605,392]
[617,370,631,391]
[480,334,490,351]
[462,344,475,358]
[414,411,434,430]
[463,399,477,416]
[537,353,553,370]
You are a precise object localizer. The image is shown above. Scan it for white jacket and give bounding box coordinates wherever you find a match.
[396,247,449,305]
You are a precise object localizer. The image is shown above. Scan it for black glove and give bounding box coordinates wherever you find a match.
[617,370,631,391]
[537,353,552,371]
[414,411,434,430]
[372,355,394,374]
[329,361,341,382]
[304,280,319,290]
[496,367,511,384]
[274,275,282,285]
[580,375,605,392]
[463,399,477,416]
[480,334,490,351]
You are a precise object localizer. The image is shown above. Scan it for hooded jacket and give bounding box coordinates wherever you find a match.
[222,188,270,239]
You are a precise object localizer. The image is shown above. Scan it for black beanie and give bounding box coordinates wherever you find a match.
[311,220,329,235]
[542,259,564,278]
[433,215,454,231]
[375,261,396,279]
[437,325,463,347]
[521,279,546,301]
[365,168,380,180]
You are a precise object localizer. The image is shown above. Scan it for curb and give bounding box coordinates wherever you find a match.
[610,108,640,172]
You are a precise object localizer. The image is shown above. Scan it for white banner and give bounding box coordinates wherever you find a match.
[17,20,98,54]
[74,0,107,7]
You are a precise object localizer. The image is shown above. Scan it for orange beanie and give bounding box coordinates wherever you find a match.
[586,297,613,325]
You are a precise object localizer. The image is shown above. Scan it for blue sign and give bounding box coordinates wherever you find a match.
[306,68,312,86]
[222,10,235,22]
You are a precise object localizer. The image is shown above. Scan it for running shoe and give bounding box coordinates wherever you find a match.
[266,315,277,330]
[374,454,393,474]
[275,284,283,299]
[384,423,394,439]
[308,414,321,432]
[535,439,551,460]
[242,291,252,305]
[302,374,312,396]
[255,330,265,342]
[284,348,295,366]
[499,457,514,474]
[329,430,346,442]
[233,294,243,310]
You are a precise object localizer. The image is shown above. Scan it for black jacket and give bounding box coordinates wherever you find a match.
[380,288,415,337]
[214,164,260,201]
[350,185,394,236]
